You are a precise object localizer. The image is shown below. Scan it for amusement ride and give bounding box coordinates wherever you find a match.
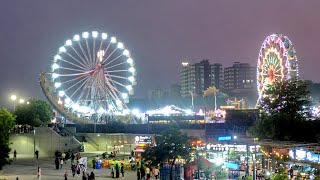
[40,31,137,123]
[257,34,299,100]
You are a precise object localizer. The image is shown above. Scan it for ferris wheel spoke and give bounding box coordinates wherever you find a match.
[65,76,89,92]
[104,41,111,56]
[59,66,87,73]
[106,69,129,73]
[64,51,88,69]
[70,46,90,67]
[61,75,88,85]
[106,74,128,80]
[104,61,127,70]
[107,77,127,89]
[75,83,91,104]
[104,75,122,100]
[59,70,92,77]
[85,39,93,65]
[105,54,123,66]
[92,38,96,65]
[59,58,87,71]
[99,39,104,54]
[70,76,91,99]
[78,41,91,68]
[101,48,117,64]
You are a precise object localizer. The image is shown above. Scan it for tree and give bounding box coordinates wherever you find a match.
[14,99,53,126]
[258,78,312,119]
[0,108,16,170]
[142,128,193,180]
[248,78,317,141]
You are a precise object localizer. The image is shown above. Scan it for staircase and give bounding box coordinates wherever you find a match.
[83,142,98,152]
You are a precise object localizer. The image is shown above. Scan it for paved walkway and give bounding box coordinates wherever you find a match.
[0,154,138,180]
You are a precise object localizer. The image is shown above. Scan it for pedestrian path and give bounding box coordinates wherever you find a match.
[0,157,137,180]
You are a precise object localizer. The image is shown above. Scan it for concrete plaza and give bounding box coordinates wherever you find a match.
[0,154,138,180]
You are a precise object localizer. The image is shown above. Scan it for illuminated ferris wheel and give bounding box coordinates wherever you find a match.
[257,34,299,99]
[51,31,136,118]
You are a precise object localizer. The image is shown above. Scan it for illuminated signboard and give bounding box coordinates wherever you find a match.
[225,162,239,170]
[135,136,152,144]
[218,136,232,141]
[296,149,306,160]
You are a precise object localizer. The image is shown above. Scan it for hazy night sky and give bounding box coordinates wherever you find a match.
[1,0,320,107]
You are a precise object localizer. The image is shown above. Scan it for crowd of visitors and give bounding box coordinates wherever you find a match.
[10,124,34,133]
[54,150,95,180]
[136,164,159,180]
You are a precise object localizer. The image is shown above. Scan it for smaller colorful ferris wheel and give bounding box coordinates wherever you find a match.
[257,34,299,99]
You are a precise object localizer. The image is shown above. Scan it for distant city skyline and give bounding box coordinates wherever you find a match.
[1,1,320,107]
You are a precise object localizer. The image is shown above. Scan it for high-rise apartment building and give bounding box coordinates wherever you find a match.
[224,62,256,91]
[180,60,224,97]
[210,63,224,90]
[180,62,196,97]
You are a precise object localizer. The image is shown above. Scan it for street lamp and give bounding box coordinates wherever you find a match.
[19,99,25,104]
[10,95,17,111]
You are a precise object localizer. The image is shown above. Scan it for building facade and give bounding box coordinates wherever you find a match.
[224,62,256,91]
[210,63,224,90]
[180,60,224,97]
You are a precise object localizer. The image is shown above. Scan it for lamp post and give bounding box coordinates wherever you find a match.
[10,95,17,111]
[33,129,36,158]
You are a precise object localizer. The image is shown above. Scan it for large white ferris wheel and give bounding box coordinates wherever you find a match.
[51,31,136,119]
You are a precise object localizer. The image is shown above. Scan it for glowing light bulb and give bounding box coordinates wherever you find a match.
[52,63,59,70]
[65,39,72,46]
[117,42,124,49]
[127,58,133,64]
[110,37,117,43]
[102,33,108,40]
[59,46,66,53]
[92,31,98,38]
[58,91,65,97]
[82,32,89,38]
[73,34,80,41]
[54,82,61,88]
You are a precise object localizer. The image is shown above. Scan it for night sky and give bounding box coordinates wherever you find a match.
[1,0,320,107]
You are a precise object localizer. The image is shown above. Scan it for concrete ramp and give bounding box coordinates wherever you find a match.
[10,127,82,157]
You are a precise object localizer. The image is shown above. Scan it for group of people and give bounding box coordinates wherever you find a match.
[69,162,95,180]
[12,149,39,160]
[10,124,34,133]
[136,164,159,180]
[111,163,125,178]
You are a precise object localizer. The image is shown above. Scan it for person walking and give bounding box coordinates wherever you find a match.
[115,164,120,178]
[55,158,60,170]
[62,152,66,163]
[13,150,17,160]
[154,167,159,179]
[88,171,95,180]
[137,168,141,180]
[71,163,76,177]
[140,167,146,180]
[35,149,39,159]
[76,163,81,177]
[82,169,88,180]
[71,153,75,164]
[111,165,115,178]
[37,167,41,179]
[120,163,125,177]
[64,171,68,180]
[60,159,64,169]
[145,166,150,180]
